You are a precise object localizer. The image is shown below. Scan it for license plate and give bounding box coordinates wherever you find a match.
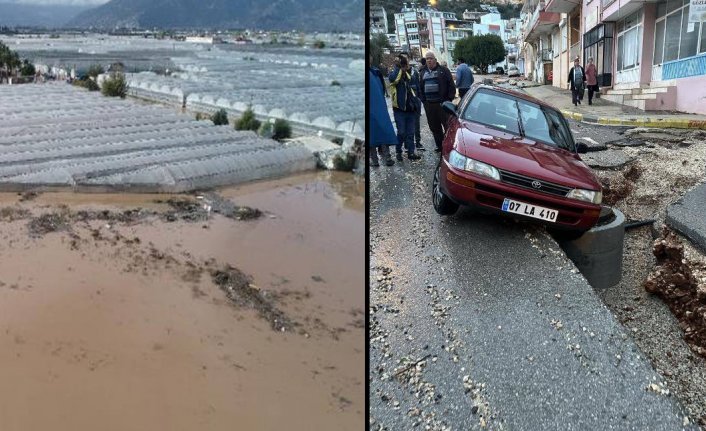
[502,198,558,223]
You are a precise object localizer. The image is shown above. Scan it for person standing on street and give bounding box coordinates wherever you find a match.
[567,57,586,107]
[585,57,598,105]
[414,58,429,152]
[368,55,395,167]
[388,55,421,161]
[407,56,426,152]
[419,50,456,153]
[455,57,474,99]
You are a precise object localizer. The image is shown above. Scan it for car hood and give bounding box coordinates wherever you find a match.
[456,121,601,191]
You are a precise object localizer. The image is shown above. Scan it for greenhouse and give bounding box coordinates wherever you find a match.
[1,35,364,139]
[0,84,316,192]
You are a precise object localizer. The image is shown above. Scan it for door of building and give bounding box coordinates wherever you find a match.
[583,23,614,87]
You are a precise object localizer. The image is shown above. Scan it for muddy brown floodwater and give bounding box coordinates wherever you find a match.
[0,171,364,431]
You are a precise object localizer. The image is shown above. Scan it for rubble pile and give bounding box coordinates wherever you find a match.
[644,228,706,356]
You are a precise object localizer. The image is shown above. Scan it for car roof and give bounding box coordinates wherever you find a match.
[472,84,557,111]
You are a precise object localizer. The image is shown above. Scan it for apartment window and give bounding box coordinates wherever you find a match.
[616,11,642,71]
[561,24,568,52]
[654,2,705,64]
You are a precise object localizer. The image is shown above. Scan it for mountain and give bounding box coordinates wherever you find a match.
[0,3,92,28]
[68,0,364,32]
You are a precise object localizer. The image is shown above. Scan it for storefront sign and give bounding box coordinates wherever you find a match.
[689,0,706,22]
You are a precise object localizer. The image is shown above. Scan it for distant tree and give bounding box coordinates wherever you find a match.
[87,64,105,78]
[101,72,128,98]
[19,60,35,77]
[108,62,125,73]
[211,109,229,126]
[313,40,326,49]
[370,33,391,67]
[331,80,341,86]
[258,119,292,141]
[453,34,506,74]
[235,108,261,132]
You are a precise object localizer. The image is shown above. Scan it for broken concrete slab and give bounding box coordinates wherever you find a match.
[607,138,645,147]
[666,182,706,253]
[581,149,635,169]
[577,137,608,152]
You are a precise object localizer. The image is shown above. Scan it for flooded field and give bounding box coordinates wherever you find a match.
[0,171,364,430]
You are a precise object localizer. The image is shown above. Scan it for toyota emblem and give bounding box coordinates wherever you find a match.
[532,180,542,189]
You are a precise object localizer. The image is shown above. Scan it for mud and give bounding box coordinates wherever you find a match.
[0,171,364,430]
[644,229,706,357]
[211,266,294,332]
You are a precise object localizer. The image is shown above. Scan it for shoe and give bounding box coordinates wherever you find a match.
[589,101,592,105]
[578,99,581,105]
[385,158,395,166]
[396,153,403,162]
[416,143,426,151]
[408,153,421,161]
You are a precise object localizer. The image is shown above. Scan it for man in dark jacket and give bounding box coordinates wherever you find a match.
[419,50,456,152]
[388,54,421,161]
[455,57,474,99]
[414,57,428,151]
[567,57,586,107]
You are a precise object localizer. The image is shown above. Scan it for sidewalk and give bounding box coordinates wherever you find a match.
[522,84,706,129]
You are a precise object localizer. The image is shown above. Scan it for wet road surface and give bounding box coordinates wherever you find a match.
[369,120,693,430]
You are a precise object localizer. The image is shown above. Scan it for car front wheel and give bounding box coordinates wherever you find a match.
[432,162,459,216]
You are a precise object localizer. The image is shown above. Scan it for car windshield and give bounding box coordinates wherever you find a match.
[461,89,575,152]
[461,89,520,134]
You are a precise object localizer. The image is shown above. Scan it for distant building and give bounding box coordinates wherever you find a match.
[370,5,388,35]
[184,36,222,44]
[393,3,473,64]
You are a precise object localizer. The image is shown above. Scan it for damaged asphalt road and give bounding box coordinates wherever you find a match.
[369,122,695,430]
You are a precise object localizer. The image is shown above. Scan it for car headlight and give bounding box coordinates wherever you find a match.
[566,188,602,204]
[448,150,500,181]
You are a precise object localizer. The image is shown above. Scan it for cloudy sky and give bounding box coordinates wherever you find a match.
[4,0,109,4]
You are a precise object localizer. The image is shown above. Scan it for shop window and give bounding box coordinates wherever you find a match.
[664,12,681,62]
[679,13,699,59]
[618,26,640,70]
[654,19,665,64]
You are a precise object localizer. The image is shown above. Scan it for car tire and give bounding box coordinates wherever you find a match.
[432,162,459,216]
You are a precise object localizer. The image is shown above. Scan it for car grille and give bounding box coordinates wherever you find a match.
[499,170,571,198]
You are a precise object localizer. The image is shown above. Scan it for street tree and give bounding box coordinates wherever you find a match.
[370,33,391,67]
[453,34,506,74]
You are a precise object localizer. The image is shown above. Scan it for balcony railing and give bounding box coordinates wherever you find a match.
[602,0,617,7]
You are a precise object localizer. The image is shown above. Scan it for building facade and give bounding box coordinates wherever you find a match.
[393,3,473,65]
[521,0,706,114]
[370,5,389,35]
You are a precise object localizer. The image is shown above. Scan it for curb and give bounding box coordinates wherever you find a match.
[560,109,706,129]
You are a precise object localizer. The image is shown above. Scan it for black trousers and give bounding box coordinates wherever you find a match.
[571,88,583,105]
[458,88,469,99]
[587,85,599,103]
[424,101,448,150]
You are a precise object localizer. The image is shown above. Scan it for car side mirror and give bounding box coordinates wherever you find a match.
[576,142,588,154]
[442,101,457,117]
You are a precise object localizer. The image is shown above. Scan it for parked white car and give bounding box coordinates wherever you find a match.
[507,65,520,77]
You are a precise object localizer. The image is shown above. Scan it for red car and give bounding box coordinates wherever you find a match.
[432,85,603,234]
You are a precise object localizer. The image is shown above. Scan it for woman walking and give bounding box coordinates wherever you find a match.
[585,57,598,105]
